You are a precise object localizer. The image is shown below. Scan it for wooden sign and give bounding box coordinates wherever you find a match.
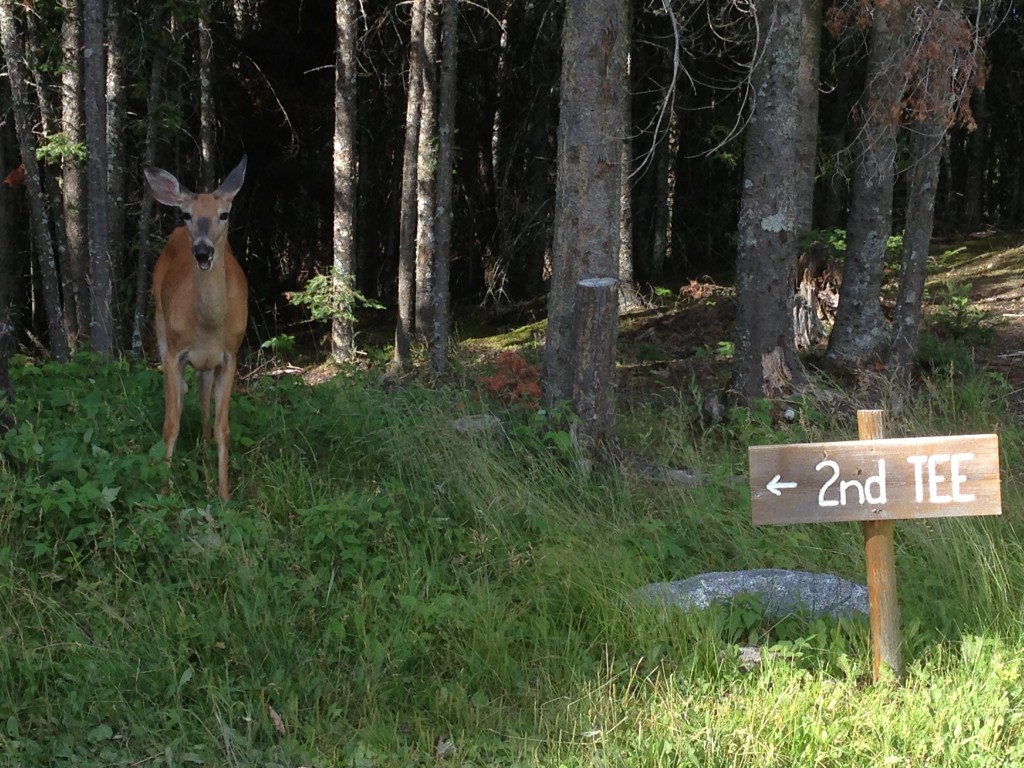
[750,434,1001,526]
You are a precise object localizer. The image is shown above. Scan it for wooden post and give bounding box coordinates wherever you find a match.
[858,409,903,682]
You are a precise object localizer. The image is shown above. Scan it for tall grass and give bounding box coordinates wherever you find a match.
[2,354,1023,765]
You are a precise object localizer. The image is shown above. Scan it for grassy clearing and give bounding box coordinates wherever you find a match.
[2,343,1024,766]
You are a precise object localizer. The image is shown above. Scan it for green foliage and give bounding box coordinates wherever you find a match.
[36,132,87,164]
[800,228,903,262]
[930,280,1000,348]
[3,355,1024,765]
[288,267,384,324]
[259,333,295,355]
[917,280,1000,374]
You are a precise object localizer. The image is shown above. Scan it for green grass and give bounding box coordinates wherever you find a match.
[2,351,1024,766]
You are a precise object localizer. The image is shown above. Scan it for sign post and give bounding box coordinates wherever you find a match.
[857,410,901,681]
[749,410,1001,682]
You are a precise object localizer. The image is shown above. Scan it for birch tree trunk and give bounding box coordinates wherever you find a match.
[0,0,70,361]
[414,0,438,339]
[393,0,426,372]
[199,0,217,187]
[431,0,458,376]
[331,0,358,363]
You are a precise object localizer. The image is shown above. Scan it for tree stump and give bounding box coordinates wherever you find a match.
[569,276,619,461]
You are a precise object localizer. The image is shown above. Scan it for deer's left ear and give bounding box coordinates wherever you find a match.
[216,156,247,202]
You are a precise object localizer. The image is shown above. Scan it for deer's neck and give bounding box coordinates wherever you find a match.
[192,246,230,329]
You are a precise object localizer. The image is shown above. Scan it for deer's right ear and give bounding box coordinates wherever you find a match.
[144,166,188,208]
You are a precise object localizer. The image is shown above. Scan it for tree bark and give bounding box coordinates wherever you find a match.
[964,87,986,229]
[889,113,944,373]
[199,0,217,188]
[0,0,70,361]
[0,108,16,434]
[131,36,167,359]
[26,22,77,350]
[414,0,438,338]
[570,277,619,461]
[544,0,628,405]
[618,11,639,311]
[61,0,88,339]
[732,0,812,401]
[393,0,426,372]
[793,0,821,235]
[826,3,911,369]
[84,0,112,357]
[431,0,458,376]
[331,0,358,364]
[106,0,126,345]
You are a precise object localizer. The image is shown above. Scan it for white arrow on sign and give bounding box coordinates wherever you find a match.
[766,474,798,496]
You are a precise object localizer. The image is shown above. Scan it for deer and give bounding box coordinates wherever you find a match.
[144,157,249,501]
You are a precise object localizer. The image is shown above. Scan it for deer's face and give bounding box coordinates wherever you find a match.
[144,157,248,272]
[178,192,235,271]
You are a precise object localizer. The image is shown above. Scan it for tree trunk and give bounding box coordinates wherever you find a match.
[732,0,811,401]
[964,87,986,229]
[393,0,426,372]
[61,0,88,340]
[414,0,438,339]
[618,14,639,311]
[794,0,821,235]
[826,3,910,369]
[106,0,126,344]
[199,0,217,187]
[84,0,112,357]
[25,9,76,349]
[131,37,167,359]
[331,0,358,364]
[887,0,977,372]
[544,0,628,405]
[0,0,70,361]
[431,0,458,376]
[0,110,16,435]
[889,113,944,373]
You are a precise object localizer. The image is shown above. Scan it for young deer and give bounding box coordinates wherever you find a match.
[145,157,249,501]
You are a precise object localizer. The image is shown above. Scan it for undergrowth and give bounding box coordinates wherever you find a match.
[2,350,1024,766]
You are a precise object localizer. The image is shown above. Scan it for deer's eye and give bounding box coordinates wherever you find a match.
[182,212,192,222]
[219,212,229,221]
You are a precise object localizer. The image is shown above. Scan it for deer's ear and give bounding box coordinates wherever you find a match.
[145,167,192,208]
[215,156,247,202]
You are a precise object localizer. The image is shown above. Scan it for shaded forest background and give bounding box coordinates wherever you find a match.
[1,0,1022,359]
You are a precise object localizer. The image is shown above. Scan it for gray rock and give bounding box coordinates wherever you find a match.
[637,569,868,621]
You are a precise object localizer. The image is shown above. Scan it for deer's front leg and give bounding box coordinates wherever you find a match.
[162,351,186,465]
[213,355,237,501]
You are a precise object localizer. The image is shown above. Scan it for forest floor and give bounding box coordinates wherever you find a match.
[305,230,1024,408]
[606,229,1024,400]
